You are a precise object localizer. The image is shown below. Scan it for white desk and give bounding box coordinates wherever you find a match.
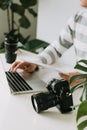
[0,50,81,130]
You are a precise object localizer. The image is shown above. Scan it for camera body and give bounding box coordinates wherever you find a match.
[31,78,73,113]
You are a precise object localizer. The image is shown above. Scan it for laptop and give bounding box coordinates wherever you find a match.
[0,53,47,95]
[5,70,47,94]
[0,49,74,95]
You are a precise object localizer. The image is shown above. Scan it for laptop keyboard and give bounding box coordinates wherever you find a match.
[5,71,33,92]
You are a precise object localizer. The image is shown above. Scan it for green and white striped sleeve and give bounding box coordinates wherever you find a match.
[37,16,75,64]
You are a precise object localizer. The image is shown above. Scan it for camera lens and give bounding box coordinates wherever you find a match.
[31,91,59,113]
[33,98,38,112]
[31,79,73,114]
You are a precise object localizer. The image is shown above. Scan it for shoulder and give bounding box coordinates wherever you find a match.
[73,9,87,22]
[67,9,87,24]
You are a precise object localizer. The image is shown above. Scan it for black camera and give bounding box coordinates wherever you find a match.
[31,79,73,113]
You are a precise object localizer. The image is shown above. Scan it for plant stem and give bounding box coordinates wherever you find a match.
[7,7,11,33]
[14,21,20,34]
[11,11,14,31]
[11,1,14,31]
[71,104,80,110]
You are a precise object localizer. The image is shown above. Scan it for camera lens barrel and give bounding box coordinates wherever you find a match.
[31,91,59,113]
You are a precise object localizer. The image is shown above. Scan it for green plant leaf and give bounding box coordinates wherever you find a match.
[70,80,87,93]
[8,29,19,35]
[77,59,87,65]
[28,8,37,17]
[20,0,37,8]
[75,64,87,72]
[74,59,87,72]
[19,15,31,28]
[80,86,87,101]
[0,48,5,53]
[76,100,87,122]
[24,39,49,53]
[17,33,25,43]
[11,3,25,15]
[85,85,87,100]
[69,59,87,130]
[17,33,30,44]
[0,0,10,10]
[77,120,87,130]
[70,74,87,84]
[0,0,37,51]
[22,35,31,45]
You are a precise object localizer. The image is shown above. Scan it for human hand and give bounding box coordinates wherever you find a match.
[9,61,38,73]
[59,72,85,87]
[59,72,80,81]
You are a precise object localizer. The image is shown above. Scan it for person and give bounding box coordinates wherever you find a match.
[10,0,87,81]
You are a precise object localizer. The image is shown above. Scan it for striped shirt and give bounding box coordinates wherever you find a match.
[37,8,87,64]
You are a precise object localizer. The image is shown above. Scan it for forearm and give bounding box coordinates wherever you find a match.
[37,44,60,64]
[36,17,75,65]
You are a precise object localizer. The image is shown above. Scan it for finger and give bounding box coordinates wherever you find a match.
[9,61,20,71]
[12,62,24,72]
[23,65,34,72]
[59,73,70,80]
[24,64,37,73]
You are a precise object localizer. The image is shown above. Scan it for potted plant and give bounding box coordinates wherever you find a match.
[0,0,37,45]
[0,0,49,63]
[0,0,37,63]
[69,59,87,130]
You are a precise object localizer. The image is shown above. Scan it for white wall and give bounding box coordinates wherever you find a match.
[37,0,80,43]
